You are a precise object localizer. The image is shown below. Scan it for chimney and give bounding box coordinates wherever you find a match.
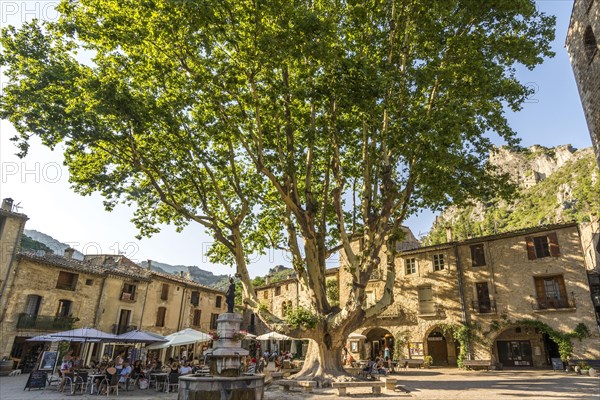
[147,260,152,270]
[265,275,271,285]
[1,198,14,211]
[446,227,453,243]
[64,247,75,259]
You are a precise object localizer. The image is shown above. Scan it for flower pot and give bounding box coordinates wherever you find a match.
[588,368,597,377]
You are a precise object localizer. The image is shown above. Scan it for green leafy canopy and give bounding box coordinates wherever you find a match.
[0,0,555,337]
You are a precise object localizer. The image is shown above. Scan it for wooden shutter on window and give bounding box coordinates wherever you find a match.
[534,277,545,298]
[548,232,560,257]
[557,276,567,300]
[525,237,537,260]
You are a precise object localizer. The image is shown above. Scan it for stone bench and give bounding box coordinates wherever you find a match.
[270,372,285,380]
[381,377,397,391]
[276,379,316,392]
[463,360,492,371]
[332,381,385,396]
[405,359,424,368]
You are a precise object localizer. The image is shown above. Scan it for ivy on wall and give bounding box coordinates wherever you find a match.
[487,319,592,361]
[393,330,410,360]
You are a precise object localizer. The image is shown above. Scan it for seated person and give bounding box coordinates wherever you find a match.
[347,353,356,367]
[179,362,193,375]
[274,356,283,372]
[58,357,73,391]
[119,361,132,383]
[99,363,117,395]
[376,357,388,375]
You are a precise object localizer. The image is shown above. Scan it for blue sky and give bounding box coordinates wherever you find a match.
[0,1,592,277]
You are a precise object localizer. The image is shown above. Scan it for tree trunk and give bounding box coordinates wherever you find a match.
[291,338,348,386]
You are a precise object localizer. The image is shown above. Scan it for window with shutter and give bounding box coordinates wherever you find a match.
[193,309,202,326]
[56,271,78,290]
[418,286,435,314]
[533,236,550,258]
[405,258,417,275]
[210,313,219,329]
[121,283,137,301]
[160,283,169,300]
[533,275,570,309]
[191,291,200,306]
[156,307,166,327]
[547,232,561,257]
[24,295,42,316]
[275,286,281,296]
[471,244,486,266]
[56,299,72,317]
[433,254,445,271]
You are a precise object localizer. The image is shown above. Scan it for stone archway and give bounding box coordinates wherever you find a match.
[363,327,394,360]
[423,325,457,366]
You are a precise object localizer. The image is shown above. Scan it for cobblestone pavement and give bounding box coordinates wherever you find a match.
[1,368,598,400]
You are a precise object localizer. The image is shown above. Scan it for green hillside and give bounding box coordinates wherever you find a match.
[426,147,600,245]
[20,234,54,253]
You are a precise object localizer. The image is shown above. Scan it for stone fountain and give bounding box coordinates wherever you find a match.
[178,278,265,400]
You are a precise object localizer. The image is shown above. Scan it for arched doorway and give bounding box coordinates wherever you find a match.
[364,328,394,360]
[427,331,448,365]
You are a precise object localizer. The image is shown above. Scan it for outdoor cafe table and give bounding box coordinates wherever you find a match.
[87,373,105,395]
[151,372,168,392]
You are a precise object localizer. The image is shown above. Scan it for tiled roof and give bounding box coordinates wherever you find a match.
[17,251,226,292]
[400,222,579,255]
[17,252,152,282]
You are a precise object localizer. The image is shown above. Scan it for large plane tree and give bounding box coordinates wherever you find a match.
[0,0,554,382]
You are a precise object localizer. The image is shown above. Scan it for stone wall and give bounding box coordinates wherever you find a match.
[567,0,600,169]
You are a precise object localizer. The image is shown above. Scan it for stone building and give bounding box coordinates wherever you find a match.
[255,269,339,319]
[260,222,600,367]
[567,0,600,168]
[0,199,225,370]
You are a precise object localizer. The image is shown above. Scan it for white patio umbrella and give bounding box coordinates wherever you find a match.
[146,328,211,350]
[244,333,257,340]
[114,330,168,344]
[47,327,117,341]
[26,334,100,342]
[255,331,292,341]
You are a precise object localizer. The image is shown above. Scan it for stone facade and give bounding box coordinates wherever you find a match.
[567,0,600,169]
[260,223,600,367]
[0,202,225,367]
[255,269,339,319]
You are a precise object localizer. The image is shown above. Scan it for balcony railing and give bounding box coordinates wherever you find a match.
[471,300,497,314]
[17,313,76,331]
[532,295,576,311]
[112,324,137,335]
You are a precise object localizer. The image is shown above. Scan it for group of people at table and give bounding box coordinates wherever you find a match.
[57,349,200,394]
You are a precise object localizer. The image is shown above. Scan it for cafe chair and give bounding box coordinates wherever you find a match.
[98,374,120,396]
[71,372,89,394]
[166,372,179,393]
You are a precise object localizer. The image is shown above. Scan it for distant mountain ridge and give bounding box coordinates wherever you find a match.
[23,229,85,259]
[20,229,230,289]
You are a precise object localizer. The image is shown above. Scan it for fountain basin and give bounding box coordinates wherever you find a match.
[178,374,265,400]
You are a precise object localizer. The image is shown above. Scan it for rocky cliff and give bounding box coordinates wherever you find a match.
[425,145,600,244]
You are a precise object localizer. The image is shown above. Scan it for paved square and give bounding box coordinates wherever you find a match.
[1,368,598,400]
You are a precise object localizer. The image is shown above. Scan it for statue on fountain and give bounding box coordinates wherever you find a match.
[225,277,235,313]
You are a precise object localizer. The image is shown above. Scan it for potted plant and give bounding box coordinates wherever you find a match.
[424,355,433,368]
